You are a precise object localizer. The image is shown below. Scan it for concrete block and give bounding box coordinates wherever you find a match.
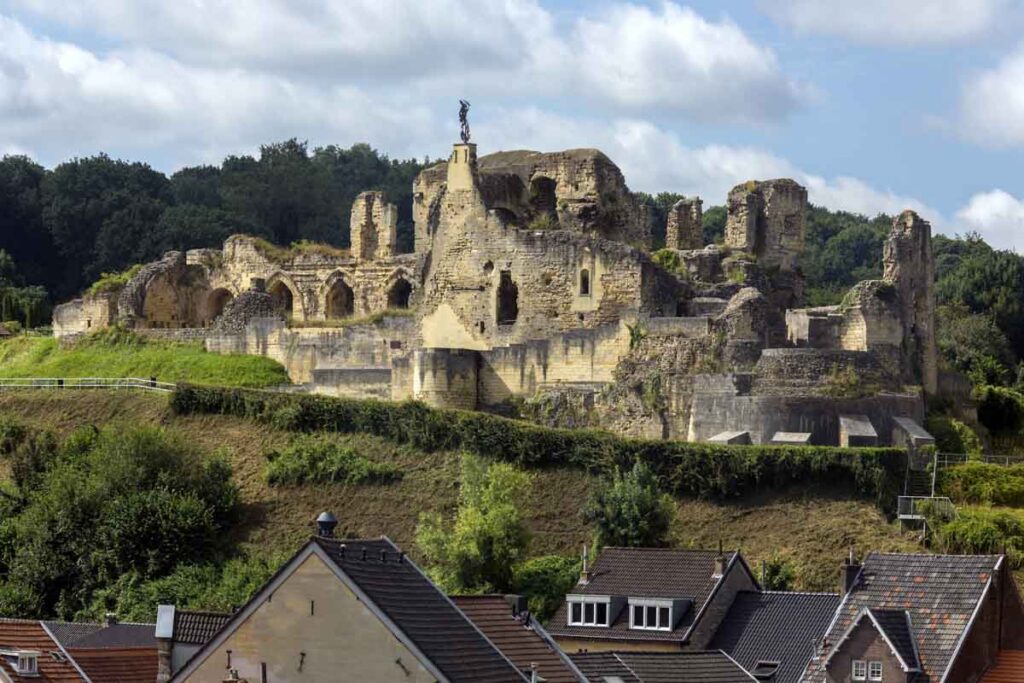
[839,414,878,448]
[770,432,812,446]
[707,430,752,445]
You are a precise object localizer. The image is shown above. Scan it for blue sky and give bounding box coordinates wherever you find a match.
[2,0,1024,248]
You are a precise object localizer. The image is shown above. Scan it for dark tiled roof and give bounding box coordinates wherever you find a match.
[571,651,756,682]
[805,552,1002,682]
[548,548,746,644]
[173,610,232,646]
[64,623,155,649]
[452,596,582,682]
[67,647,158,683]
[869,609,920,671]
[42,622,102,649]
[709,591,840,683]
[0,618,84,682]
[316,537,526,682]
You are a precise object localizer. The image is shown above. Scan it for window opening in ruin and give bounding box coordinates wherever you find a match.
[479,321,486,333]
[676,301,686,317]
[269,281,294,318]
[326,279,354,319]
[492,208,518,227]
[580,269,591,296]
[483,260,494,274]
[388,279,412,309]
[496,270,518,326]
[529,176,557,220]
[207,288,234,324]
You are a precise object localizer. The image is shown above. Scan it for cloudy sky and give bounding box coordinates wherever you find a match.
[2,0,1024,248]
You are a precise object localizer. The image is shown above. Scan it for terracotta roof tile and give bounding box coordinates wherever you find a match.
[0,618,84,682]
[67,647,157,683]
[981,650,1024,683]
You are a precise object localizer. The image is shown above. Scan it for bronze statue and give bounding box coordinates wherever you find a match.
[459,99,471,143]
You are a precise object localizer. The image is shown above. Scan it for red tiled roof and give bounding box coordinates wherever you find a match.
[0,619,84,682]
[453,596,581,683]
[982,651,1024,683]
[67,647,158,683]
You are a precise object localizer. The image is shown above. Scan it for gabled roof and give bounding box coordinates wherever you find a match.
[452,596,584,683]
[824,608,921,673]
[709,591,840,683]
[172,536,527,683]
[65,647,157,683]
[171,611,231,646]
[803,552,1003,682]
[548,548,755,644]
[570,651,757,682]
[0,618,84,682]
[54,623,154,650]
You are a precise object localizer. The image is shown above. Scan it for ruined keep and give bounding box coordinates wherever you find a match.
[53,132,940,448]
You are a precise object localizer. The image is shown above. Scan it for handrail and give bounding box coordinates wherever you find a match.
[0,377,176,393]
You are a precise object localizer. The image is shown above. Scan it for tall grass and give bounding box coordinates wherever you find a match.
[0,329,289,388]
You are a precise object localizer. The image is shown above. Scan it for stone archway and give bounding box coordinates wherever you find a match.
[387,279,413,309]
[497,270,518,325]
[268,281,295,318]
[326,279,355,319]
[206,288,234,325]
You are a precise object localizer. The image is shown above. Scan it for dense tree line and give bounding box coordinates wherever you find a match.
[0,141,427,312]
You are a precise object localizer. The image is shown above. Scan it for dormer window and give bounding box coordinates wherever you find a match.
[567,596,610,627]
[2,650,41,677]
[629,599,673,631]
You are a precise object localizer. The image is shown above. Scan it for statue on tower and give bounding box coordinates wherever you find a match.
[458,99,471,143]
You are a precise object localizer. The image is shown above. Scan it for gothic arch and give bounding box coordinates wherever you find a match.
[266,273,304,321]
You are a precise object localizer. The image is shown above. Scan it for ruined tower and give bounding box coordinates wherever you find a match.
[447,142,478,193]
[666,197,703,250]
[350,191,398,261]
[725,179,807,270]
[883,210,938,395]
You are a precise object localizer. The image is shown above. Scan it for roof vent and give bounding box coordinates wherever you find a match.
[316,511,338,538]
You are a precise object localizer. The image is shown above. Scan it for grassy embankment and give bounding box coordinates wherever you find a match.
[0,330,288,388]
[0,390,920,592]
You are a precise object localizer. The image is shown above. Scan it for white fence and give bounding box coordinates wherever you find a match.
[0,377,176,393]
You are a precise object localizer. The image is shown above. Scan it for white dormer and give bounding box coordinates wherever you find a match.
[1,649,41,677]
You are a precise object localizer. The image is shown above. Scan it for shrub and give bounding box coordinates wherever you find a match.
[265,435,401,486]
[976,385,1024,435]
[0,416,27,455]
[171,385,906,510]
[583,461,676,547]
[416,454,532,593]
[86,265,142,296]
[759,554,797,591]
[511,555,580,621]
[930,506,1024,568]
[938,462,1024,507]
[926,416,983,456]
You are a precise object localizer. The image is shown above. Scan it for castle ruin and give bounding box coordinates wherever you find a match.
[53,136,939,448]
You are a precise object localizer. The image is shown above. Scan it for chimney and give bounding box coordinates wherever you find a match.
[105,613,118,627]
[505,594,528,618]
[712,540,727,578]
[841,549,862,594]
[316,511,338,538]
[155,605,175,683]
[579,544,592,585]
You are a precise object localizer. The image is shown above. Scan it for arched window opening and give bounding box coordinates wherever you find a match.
[327,279,355,319]
[580,269,591,297]
[529,176,557,219]
[207,288,234,325]
[388,279,412,309]
[497,270,518,326]
[268,282,294,318]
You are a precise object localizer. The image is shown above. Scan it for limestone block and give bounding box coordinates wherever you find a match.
[839,415,878,448]
[724,179,807,270]
[891,416,935,454]
[350,191,398,261]
[666,197,703,250]
[770,432,813,445]
[707,430,752,445]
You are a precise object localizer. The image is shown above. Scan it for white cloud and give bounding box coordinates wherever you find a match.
[761,0,1006,45]
[958,44,1024,147]
[956,189,1024,250]
[7,1,807,122]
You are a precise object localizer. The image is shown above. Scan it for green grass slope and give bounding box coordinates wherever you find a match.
[0,330,288,388]
[0,391,920,592]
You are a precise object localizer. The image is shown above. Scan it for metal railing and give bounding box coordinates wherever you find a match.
[0,377,176,393]
[935,451,1024,468]
[897,495,956,521]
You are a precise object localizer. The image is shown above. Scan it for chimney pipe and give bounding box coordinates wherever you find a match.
[315,511,338,538]
[841,549,862,594]
[579,544,592,585]
[713,540,726,578]
[105,613,118,627]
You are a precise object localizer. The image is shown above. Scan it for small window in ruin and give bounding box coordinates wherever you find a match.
[326,279,354,319]
[676,301,686,317]
[497,270,518,326]
[388,279,412,309]
[479,321,486,333]
[390,340,402,349]
[483,261,494,275]
[86,320,92,328]
[580,269,591,296]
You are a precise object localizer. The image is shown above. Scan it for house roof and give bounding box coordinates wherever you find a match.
[315,538,526,682]
[709,591,840,683]
[804,552,1003,682]
[981,651,1024,682]
[53,624,154,650]
[452,596,583,683]
[548,548,752,644]
[0,618,84,682]
[570,651,757,682]
[65,647,157,683]
[867,609,921,671]
[171,611,231,646]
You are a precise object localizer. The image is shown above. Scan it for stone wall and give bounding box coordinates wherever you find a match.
[724,179,807,270]
[411,348,479,409]
[665,197,703,250]
[350,191,397,261]
[52,293,117,338]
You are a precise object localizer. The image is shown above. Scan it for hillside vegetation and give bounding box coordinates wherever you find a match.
[0,389,920,622]
[0,329,288,388]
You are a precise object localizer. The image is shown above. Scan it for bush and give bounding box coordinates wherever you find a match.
[938,462,1024,507]
[926,416,983,456]
[265,435,401,486]
[583,461,676,547]
[0,415,27,455]
[759,554,797,591]
[976,385,1024,435]
[172,385,906,510]
[511,555,580,621]
[86,265,142,296]
[930,506,1024,568]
